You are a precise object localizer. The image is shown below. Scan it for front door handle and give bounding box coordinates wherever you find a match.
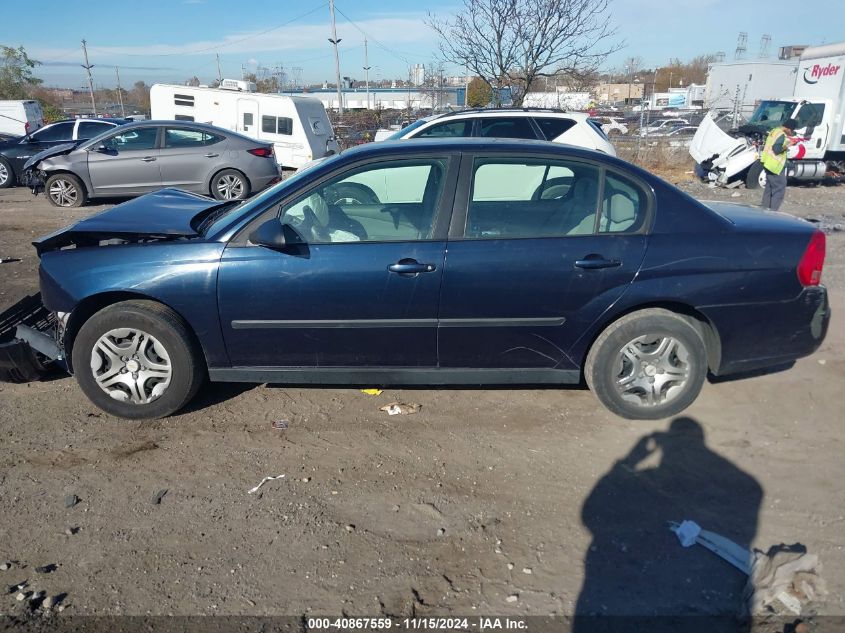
[141,156,157,162]
[205,152,219,158]
[574,255,621,270]
[388,259,437,276]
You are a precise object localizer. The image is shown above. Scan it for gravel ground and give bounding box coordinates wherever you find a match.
[0,179,843,626]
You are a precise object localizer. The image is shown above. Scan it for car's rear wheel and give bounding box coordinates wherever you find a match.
[0,158,14,188]
[211,169,251,200]
[71,300,205,419]
[45,173,86,207]
[585,309,707,420]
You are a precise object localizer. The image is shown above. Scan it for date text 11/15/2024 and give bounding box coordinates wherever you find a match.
[306,618,527,630]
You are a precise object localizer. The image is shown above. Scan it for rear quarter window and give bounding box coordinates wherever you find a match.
[535,118,576,140]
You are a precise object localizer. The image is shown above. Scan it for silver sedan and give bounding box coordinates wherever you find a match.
[25,121,281,207]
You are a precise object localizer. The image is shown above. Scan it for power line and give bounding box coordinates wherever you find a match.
[332,4,416,65]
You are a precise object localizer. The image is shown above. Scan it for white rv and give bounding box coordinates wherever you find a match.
[0,100,44,137]
[150,81,339,169]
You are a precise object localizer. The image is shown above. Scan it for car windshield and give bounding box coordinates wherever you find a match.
[386,118,430,140]
[748,101,797,129]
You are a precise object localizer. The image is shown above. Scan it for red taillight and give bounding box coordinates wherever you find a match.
[248,147,274,158]
[797,231,825,287]
[24,122,30,134]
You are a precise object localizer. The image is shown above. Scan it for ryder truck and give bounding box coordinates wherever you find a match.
[690,42,845,188]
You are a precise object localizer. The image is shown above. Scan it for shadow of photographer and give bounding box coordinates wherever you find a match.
[574,417,763,632]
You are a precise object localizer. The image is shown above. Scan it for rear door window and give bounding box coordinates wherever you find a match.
[466,158,600,238]
[164,128,222,148]
[77,121,114,139]
[477,117,539,139]
[534,118,576,140]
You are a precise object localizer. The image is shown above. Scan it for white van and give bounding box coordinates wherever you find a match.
[0,100,44,137]
[150,82,339,169]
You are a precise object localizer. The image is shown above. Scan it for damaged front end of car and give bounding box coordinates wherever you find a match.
[0,293,67,383]
[21,142,78,196]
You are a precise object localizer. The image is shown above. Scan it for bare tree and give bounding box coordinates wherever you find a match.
[428,0,620,106]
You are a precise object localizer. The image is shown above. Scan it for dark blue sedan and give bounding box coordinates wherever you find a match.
[0,139,830,420]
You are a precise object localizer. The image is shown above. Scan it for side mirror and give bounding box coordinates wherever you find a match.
[249,219,287,249]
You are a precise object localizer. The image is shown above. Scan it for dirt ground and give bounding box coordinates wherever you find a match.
[0,179,843,626]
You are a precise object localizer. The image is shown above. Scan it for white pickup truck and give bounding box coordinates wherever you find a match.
[691,42,845,188]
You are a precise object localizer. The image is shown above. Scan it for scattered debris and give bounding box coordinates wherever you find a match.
[507,563,514,570]
[151,489,168,505]
[522,567,533,574]
[43,595,56,610]
[731,192,741,197]
[272,419,289,430]
[671,521,827,616]
[301,477,310,483]
[379,402,422,416]
[15,592,27,602]
[0,257,21,264]
[64,494,79,509]
[360,388,383,396]
[64,527,78,536]
[35,564,57,574]
[437,528,445,536]
[505,594,518,603]
[0,563,10,571]
[744,544,827,617]
[247,474,285,494]
[344,524,356,533]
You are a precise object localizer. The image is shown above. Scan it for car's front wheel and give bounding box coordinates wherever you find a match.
[71,300,205,419]
[745,162,767,190]
[211,169,251,200]
[45,173,87,207]
[585,309,708,420]
[0,158,15,188]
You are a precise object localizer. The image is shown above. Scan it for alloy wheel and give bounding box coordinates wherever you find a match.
[614,334,691,407]
[49,178,79,207]
[0,162,8,186]
[215,174,244,199]
[89,328,172,404]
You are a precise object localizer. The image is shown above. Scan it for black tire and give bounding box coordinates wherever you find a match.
[45,173,87,207]
[0,157,15,188]
[585,308,708,420]
[71,300,205,420]
[745,162,766,190]
[211,169,251,201]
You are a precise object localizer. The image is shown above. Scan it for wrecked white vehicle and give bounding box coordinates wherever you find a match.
[691,42,845,189]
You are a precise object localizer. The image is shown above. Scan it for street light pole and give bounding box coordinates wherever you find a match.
[328,0,343,115]
[81,39,96,116]
[363,38,371,110]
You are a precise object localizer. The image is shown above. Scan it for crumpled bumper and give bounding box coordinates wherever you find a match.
[0,293,64,383]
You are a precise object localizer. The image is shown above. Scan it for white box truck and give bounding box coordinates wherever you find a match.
[150,80,339,169]
[691,42,845,188]
[0,100,44,137]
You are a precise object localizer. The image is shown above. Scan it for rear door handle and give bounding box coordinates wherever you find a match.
[574,255,621,270]
[388,259,437,276]
[141,156,157,162]
[205,152,219,158]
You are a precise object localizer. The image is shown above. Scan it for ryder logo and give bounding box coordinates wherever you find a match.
[803,63,841,84]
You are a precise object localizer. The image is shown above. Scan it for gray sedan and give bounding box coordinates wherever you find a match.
[24,121,281,207]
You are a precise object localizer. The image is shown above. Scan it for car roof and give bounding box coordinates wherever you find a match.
[338,137,635,169]
[430,109,589,121]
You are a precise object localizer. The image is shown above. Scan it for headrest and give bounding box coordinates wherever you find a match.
[307,193,329,227]
[609,193,636,224]
[573,178,598,204]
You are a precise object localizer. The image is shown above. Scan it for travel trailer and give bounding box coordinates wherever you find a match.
[150,81,339,169]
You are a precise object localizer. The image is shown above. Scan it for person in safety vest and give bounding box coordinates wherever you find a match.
[760,118,798,211]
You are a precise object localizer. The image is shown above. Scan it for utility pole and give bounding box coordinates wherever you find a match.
[115,66,125,118]
[363,38,371,110]
[328,0,343,115]
[81,39,96,116]
[216,53,222,83]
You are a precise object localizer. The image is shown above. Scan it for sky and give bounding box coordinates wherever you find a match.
[1,0,843,90]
